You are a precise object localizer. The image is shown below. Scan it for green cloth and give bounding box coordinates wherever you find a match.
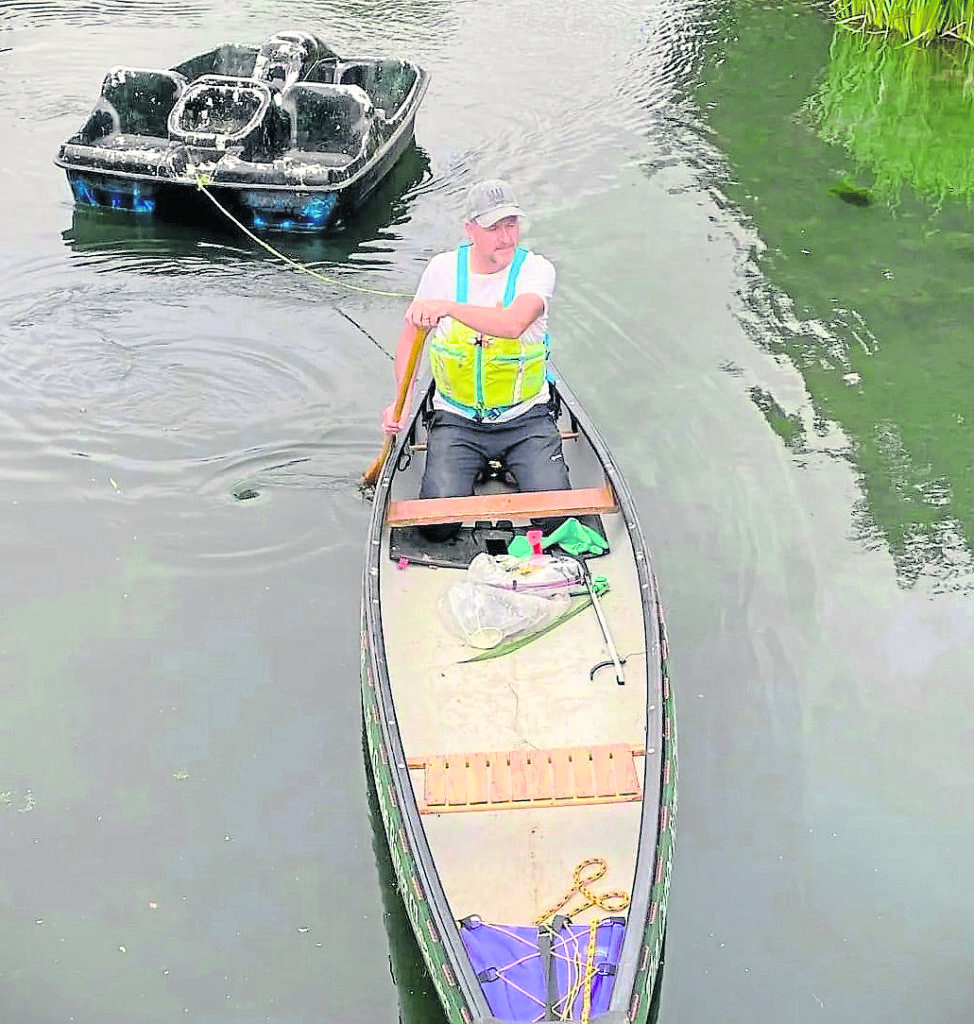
[507,535,533,559]
[590,574,609,595]
[541,517,609,556]
[507,517,609,558]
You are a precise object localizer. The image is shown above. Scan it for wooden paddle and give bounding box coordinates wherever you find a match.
[361,326,429,488]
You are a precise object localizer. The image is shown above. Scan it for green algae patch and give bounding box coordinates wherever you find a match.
[828,177,874,206]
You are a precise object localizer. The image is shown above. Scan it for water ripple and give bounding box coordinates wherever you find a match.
[0,253,389,512]
[0,0,210,30]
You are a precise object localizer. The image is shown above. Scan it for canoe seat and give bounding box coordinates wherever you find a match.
[407,743,644,814]
[385,485,617,527]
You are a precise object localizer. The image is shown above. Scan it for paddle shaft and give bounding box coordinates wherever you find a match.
[361,326,428,488]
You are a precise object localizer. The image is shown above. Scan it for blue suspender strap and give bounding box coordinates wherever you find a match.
[503,247,528,304]
[455,244,529,305]
[456,243,470,303]
[502,246,551,361]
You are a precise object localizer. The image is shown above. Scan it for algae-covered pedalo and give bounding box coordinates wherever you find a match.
[832,0,974,45]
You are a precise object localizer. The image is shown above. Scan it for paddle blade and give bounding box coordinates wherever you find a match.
[361,436,393,489]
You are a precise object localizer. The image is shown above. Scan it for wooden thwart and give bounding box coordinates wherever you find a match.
[407,743,644,814]
[386,485,617,527]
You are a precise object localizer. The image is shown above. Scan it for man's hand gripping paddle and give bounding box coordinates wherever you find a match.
[361,327,428,489]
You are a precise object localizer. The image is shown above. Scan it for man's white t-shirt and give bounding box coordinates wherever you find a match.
[414,247,556,422]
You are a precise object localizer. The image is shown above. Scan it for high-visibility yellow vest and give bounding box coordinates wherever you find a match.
[429,245,549,420]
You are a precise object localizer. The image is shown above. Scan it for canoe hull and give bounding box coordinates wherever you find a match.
[361,374,676,1022]
[361,627,482,1019]
[361,618,676,1023]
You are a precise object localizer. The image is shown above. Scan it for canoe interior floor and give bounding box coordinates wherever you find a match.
[420,802,643,926]
[379,509,650,925]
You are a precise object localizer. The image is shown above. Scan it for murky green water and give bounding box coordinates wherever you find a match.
[1,1,972,1022]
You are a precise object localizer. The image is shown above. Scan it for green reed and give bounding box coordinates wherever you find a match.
[804,26,974,202]
[833,0,974,44]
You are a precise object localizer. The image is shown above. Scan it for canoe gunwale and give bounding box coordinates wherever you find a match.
[363,498,487,1017]
[362,368,674,1021]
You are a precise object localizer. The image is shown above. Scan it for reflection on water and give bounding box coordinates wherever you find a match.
[805,27,974,205]
[695,2,974,590]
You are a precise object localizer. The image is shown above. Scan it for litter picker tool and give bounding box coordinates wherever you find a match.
[582,561,626,685]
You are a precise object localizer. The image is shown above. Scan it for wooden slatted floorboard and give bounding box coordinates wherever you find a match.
[407,743,644,814]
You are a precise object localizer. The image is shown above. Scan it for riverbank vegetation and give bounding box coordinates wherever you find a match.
[833,0,974,45]
[805,27,974,203]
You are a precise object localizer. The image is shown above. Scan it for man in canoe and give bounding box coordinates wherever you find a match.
[381,178,569,540]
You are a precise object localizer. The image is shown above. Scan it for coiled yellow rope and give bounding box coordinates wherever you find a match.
[533,857,630,927]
